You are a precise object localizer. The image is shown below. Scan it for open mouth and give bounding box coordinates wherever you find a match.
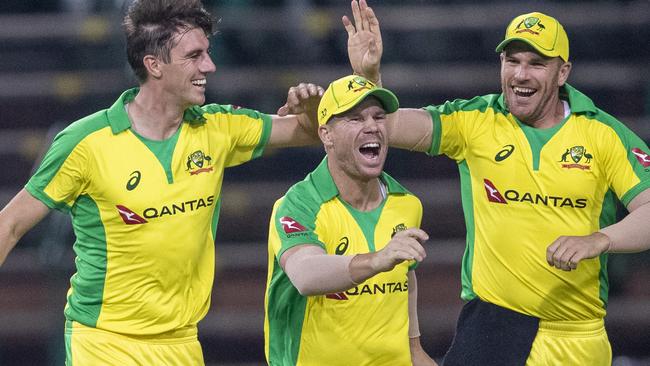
[192,79,207,87]
[513,86,536,97]
[359,142,381,159]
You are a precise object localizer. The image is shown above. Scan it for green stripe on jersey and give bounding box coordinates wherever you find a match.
[132,126,182,184]
[517,115,569,171]
[266,258,307,364]
[340,199,386,252]
[64,195,107,327]
[458,160,477,301]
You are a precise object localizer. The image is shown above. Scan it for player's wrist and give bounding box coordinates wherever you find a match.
[599,231,612,253]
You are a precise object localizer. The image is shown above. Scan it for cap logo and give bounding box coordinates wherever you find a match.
[515,17,545,35]
[347,76,375,93]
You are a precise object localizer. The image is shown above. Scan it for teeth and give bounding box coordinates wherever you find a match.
[192,79,206,86]
[361,143,379,148]
[513,86,535,94]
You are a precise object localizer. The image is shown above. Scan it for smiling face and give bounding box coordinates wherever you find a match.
[500,41,571,126]
[320,97,388,182]
[158,27,216,109]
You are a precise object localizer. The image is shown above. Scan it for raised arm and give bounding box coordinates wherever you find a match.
[267,82,324,149]
[0,189,50,266]
[280,228,428,296]
[343,1,434,153]
[342,0,382,83]
[546,188,650,271]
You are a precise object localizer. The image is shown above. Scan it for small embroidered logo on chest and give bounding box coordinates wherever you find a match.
[186,150,213,175]
[391,223,407,238]
[559,145,592,170]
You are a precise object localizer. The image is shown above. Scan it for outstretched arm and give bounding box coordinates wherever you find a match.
[281,228,429,296]
[546,188,650,271]
[267,82,324,149]
[408,271,438,366]
[342,0,382,83]
[0,189,50,266]
[342,1,434,153]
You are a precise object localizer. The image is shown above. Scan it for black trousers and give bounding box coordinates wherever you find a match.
[442,298,540,366]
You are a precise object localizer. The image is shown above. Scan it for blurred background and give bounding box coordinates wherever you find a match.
[1,0,649,365]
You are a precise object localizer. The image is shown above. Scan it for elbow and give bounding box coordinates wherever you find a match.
[290,279,319,297]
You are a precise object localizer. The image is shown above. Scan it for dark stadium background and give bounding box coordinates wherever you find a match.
[0,0,648,365]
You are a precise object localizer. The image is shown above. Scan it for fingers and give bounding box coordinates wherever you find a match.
[281,83,324,115]
[342,15,355,36]
[547,236,583,271]
[366,6,380,35]
[388,228,430,262]
[359,0,370,32]
[351,0,363,31]
[276,104,289,116]
[395,227,429,243]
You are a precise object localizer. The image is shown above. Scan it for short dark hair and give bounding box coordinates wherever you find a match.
[123,0,215,83]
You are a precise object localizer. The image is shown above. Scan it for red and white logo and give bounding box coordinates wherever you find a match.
[116,205,148,225]
[632,148,650,168]
[325,292,349,300]
[279,216,307,233]
[483,179,507,204]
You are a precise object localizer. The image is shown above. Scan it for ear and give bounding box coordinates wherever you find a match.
[143,55,163,79]
[318,125,334,148]
[557,61,572,87]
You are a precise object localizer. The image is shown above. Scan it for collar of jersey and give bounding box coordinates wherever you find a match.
[309,156,410,202]
[496,83,597,116]
[106,88,207,134]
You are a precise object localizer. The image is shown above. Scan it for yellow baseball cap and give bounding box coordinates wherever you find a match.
[317,75,399,126]
[495,12,569,61]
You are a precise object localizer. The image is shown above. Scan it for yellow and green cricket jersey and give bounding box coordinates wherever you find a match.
[426,83,650,321]
[264,158,422,366]
[26,88,271,336]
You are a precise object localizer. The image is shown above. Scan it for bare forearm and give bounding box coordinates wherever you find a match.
[0,223,20,266]
[283,246,357,296]
[600,202,650,253]
[0,189,50,266]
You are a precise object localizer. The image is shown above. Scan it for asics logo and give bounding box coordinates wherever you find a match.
[494,145,515,162]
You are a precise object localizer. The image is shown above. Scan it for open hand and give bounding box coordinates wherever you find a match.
[342,0,383,83]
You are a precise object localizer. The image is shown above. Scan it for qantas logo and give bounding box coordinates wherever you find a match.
[632,148,650,167]
[483,179,507,204]
[279,216,307,233]
[326,281,409,301]
[116,205,148,225]
[483,178,587,208]
[116,195,215,224]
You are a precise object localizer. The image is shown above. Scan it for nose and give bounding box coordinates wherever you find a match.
[201,54,216,73]
[363,116,380,133]
[514,64,529,80]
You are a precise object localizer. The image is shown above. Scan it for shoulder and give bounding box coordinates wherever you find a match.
[278,175,328,216]
[200,103,268,120]
[50,109,112,153]
[425,93,502,115]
